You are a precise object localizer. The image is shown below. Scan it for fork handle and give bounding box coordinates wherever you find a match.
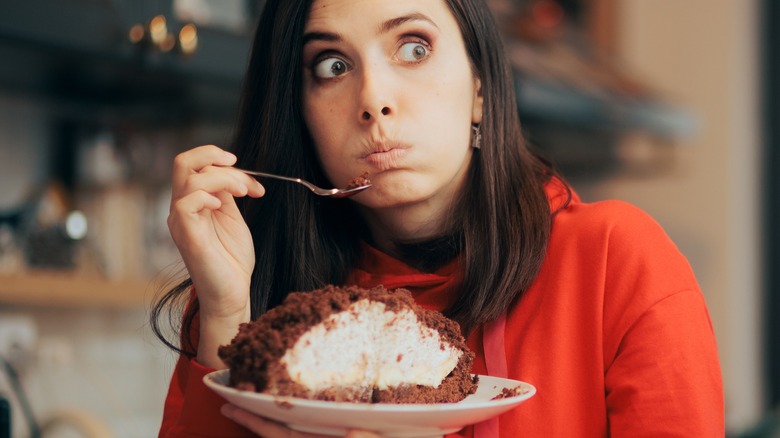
[235,169,302,184]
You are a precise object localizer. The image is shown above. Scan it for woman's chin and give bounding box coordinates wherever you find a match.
[353,187,434,211]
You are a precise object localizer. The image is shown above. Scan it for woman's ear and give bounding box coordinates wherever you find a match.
[472,77,483,124]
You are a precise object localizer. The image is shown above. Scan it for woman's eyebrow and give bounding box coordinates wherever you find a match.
[378,12,439,34]
[303,12,439,47]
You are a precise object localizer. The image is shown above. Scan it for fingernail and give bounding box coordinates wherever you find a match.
[220,404,234,419]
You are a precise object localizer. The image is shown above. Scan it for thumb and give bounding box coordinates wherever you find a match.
[344,431,382,438]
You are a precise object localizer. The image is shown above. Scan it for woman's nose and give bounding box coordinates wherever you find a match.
[358,63,395,122]
[361,106,391,121]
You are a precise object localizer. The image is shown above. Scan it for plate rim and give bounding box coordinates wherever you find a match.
[204,369,536,412]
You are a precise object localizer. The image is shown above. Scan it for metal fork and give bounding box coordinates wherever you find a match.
[235,168,371,198]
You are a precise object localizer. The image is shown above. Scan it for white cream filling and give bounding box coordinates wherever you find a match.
[280,299,461,392]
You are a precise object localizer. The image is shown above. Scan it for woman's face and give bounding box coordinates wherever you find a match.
[301,0,483,212]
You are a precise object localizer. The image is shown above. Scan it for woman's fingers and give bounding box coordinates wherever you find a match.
[221,405,306,437]
[176,169,245,201]
[171,146,262,197]
[172,145,236,191]
[345,431,383,438]
[220,404,382,438]
[171,189,223,218]
[167,190,225,252]
[171,170,263,215]
[200,165,266,198]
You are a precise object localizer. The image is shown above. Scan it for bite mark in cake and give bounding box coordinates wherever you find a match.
[218,285,477,403]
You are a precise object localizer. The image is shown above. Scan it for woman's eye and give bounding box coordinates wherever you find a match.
[398,42,429,62]
[313,57,350,78]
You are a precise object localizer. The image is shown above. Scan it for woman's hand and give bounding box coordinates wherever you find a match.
[220,404,383,438]
[168,145,265,367]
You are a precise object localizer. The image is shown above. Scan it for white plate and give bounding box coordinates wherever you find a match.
[204,370,536,438]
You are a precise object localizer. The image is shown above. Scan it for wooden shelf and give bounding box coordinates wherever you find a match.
[0,271,162,309]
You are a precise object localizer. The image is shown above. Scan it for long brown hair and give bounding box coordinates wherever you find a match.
[151,0,569,356]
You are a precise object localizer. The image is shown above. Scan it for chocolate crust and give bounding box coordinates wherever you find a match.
[218,284,477,403]
[346,172,371,189]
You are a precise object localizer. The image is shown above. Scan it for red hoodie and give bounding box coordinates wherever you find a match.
[159,182,724,437]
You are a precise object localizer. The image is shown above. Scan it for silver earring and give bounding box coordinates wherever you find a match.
[471,124,481,149]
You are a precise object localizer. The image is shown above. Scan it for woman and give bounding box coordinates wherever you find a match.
[153,0,724,436]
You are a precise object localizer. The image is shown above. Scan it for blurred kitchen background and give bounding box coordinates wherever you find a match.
[0,0,776,436]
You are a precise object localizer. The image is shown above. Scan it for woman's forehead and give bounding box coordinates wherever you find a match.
[305,0,454,30]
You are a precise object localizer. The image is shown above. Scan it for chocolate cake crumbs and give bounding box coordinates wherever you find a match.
[346,172,371,189]
[274,400,294,409]
[491,386,527,400]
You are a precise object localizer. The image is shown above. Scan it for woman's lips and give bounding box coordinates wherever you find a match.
[361,148,409,170]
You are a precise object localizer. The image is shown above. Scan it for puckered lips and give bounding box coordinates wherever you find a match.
[359,139,411,171]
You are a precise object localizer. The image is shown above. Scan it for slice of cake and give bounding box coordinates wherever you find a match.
[218,284,478,403]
